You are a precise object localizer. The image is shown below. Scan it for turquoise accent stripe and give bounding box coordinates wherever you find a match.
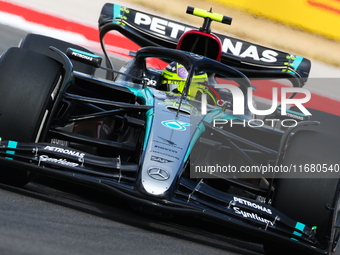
[6,140,17,153]
[69,48,101,59]
[126,87,154,150]
[291,222,305,241]
[291,56,303,69]
[6,140,17,160]
[8,140,18,148]
[113,4,122,19]
[277,107,307,117]
[295,222,305,232]
[141,88,154,150]
[293,231,302,237]
[184,122,205,162]
[143,108,154,150]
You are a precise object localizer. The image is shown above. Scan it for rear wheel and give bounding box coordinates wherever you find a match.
[264,131,340,254]
[0,47,63,186]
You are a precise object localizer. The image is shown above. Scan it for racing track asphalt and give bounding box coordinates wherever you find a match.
[0,24,266,255]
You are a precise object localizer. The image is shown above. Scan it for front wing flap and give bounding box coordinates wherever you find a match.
[0,140,138,183]
[0,138,325,254]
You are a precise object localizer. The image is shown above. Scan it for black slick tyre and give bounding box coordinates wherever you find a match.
[0,47,63,186]
[264,131,340,254]
[20,33,95,75]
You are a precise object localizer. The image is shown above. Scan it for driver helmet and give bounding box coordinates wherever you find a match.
[160,62,208,97]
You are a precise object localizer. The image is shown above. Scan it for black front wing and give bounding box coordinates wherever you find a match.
[0,140,327,255]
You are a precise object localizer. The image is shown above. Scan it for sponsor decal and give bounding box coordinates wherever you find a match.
[150,156,173,163]
[256,196,272,205]
[50,139,69,147]
[150,150,180,160]
[71,51,93,61]
[161,120,190,131]
[39,155,79,167]
[157,136,177,146]
[286,112,304,120]
[234,196,272,214]
[233,207,274,226]
[153,139,183,150]
[154,145,177,154]
[222,39,278,63]
[134,12,194,39]
[178,66,188,79]
[132,12,280,63]
[44,146,85,158]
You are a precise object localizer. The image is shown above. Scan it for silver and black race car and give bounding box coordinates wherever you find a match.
[0,3,340,254]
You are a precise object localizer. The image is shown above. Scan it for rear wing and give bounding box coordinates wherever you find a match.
[99,3,311,85]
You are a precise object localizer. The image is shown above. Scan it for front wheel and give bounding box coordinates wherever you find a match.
[264,131,340,254]
[20,33,95,75]
[0,47,63,186]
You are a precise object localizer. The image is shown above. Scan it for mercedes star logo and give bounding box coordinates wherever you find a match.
[148,168,170,181]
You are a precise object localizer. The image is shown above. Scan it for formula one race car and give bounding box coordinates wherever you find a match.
[0,3,340,254]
